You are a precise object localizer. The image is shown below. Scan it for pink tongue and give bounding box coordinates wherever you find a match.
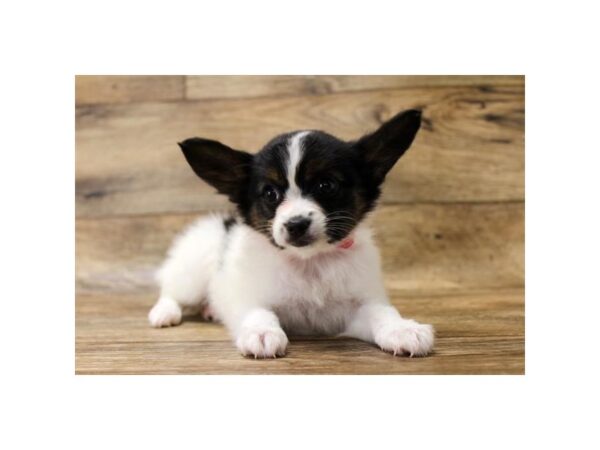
[337,237,354,249]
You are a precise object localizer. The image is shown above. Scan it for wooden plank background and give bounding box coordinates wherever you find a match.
[75,75,525,374]
[76,81,524,217]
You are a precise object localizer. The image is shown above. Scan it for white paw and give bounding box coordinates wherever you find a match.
[374,319,435,357]
[236,327,289,359]
[148,298,182,328]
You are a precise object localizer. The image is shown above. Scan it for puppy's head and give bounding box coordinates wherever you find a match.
[180,109,421,257]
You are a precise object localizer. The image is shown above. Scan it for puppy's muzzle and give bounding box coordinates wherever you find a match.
[283,215,313,247]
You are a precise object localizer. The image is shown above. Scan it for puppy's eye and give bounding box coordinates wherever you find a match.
[262,185,280,204]
[316,179,338,196]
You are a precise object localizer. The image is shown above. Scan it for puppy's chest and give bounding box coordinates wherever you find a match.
[270,256,361,334]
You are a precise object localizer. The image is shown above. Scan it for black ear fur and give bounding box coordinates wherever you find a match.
[357,109,422,184]
[179,137,253,204]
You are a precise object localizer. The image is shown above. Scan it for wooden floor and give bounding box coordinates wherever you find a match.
[75,75,525,374]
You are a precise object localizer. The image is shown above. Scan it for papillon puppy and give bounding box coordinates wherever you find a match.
[148,109,434,358]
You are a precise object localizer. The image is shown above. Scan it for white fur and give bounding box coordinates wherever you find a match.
[148,214,227,327]
[148,296,182,327]
[285,131,309,195]
[235,309,288,358]
[149,213,435,358]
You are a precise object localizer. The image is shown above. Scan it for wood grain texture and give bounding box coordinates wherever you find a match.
[75,203,524,295]
[75,75,185,105]
[76,289,524,374]
[76,83,524,217]
[185,75,524,100]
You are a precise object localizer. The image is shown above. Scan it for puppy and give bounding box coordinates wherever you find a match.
[148,109,434,358]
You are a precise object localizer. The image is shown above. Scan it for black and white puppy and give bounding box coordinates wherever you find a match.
[148,109,434,358]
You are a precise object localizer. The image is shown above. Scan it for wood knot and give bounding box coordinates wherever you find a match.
[421,116,434,132]
[372,104,390,124]
[305,78,332,95]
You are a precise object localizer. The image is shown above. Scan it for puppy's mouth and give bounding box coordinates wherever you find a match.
[286,234,317,248]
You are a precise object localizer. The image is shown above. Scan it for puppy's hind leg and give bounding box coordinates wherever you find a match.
[148,216,228,328]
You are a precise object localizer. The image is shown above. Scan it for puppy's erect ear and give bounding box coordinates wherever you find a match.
[357,109,422,184]
[179,137,253,204]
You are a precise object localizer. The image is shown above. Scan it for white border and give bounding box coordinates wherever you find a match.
[2,0,599,448]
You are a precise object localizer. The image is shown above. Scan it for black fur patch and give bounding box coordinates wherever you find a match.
[223,216,237,231]
[179,138,253,204]
[243,132,293,230]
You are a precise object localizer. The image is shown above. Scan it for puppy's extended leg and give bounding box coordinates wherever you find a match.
[343,304,434,357]
[231,308,288,358]
[148,216,227,328]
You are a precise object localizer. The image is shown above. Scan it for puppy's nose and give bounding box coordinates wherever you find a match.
[284,216,311,240]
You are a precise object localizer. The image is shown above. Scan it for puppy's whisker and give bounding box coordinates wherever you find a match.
[326,220,357,226]
[325,211,357,218]
[325,220,355,225]
[325,215,357,222]
[327,229,355,235]
[326,216,355,220]
[325,214,357,220]
[325,221,356,227]
[326,227,356,233]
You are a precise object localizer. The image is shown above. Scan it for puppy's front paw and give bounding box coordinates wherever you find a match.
[148,297,182,328]
[236,327,288,359]
[375,319,434,357]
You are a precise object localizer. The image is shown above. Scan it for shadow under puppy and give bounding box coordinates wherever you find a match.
[149,109,434,358]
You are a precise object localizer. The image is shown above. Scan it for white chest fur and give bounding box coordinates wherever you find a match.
[208,221,386,335]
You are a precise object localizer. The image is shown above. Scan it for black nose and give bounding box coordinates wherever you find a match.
[284,216,311,240]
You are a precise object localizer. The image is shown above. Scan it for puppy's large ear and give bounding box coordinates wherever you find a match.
[179,137,253,204]
[357,109,422,184]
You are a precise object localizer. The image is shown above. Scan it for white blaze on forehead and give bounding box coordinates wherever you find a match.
[271,130,328,252]
[286,131,310,196]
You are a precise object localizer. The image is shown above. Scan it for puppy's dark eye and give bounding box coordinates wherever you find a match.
[262,185,280,204]
[316,179,339,196]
